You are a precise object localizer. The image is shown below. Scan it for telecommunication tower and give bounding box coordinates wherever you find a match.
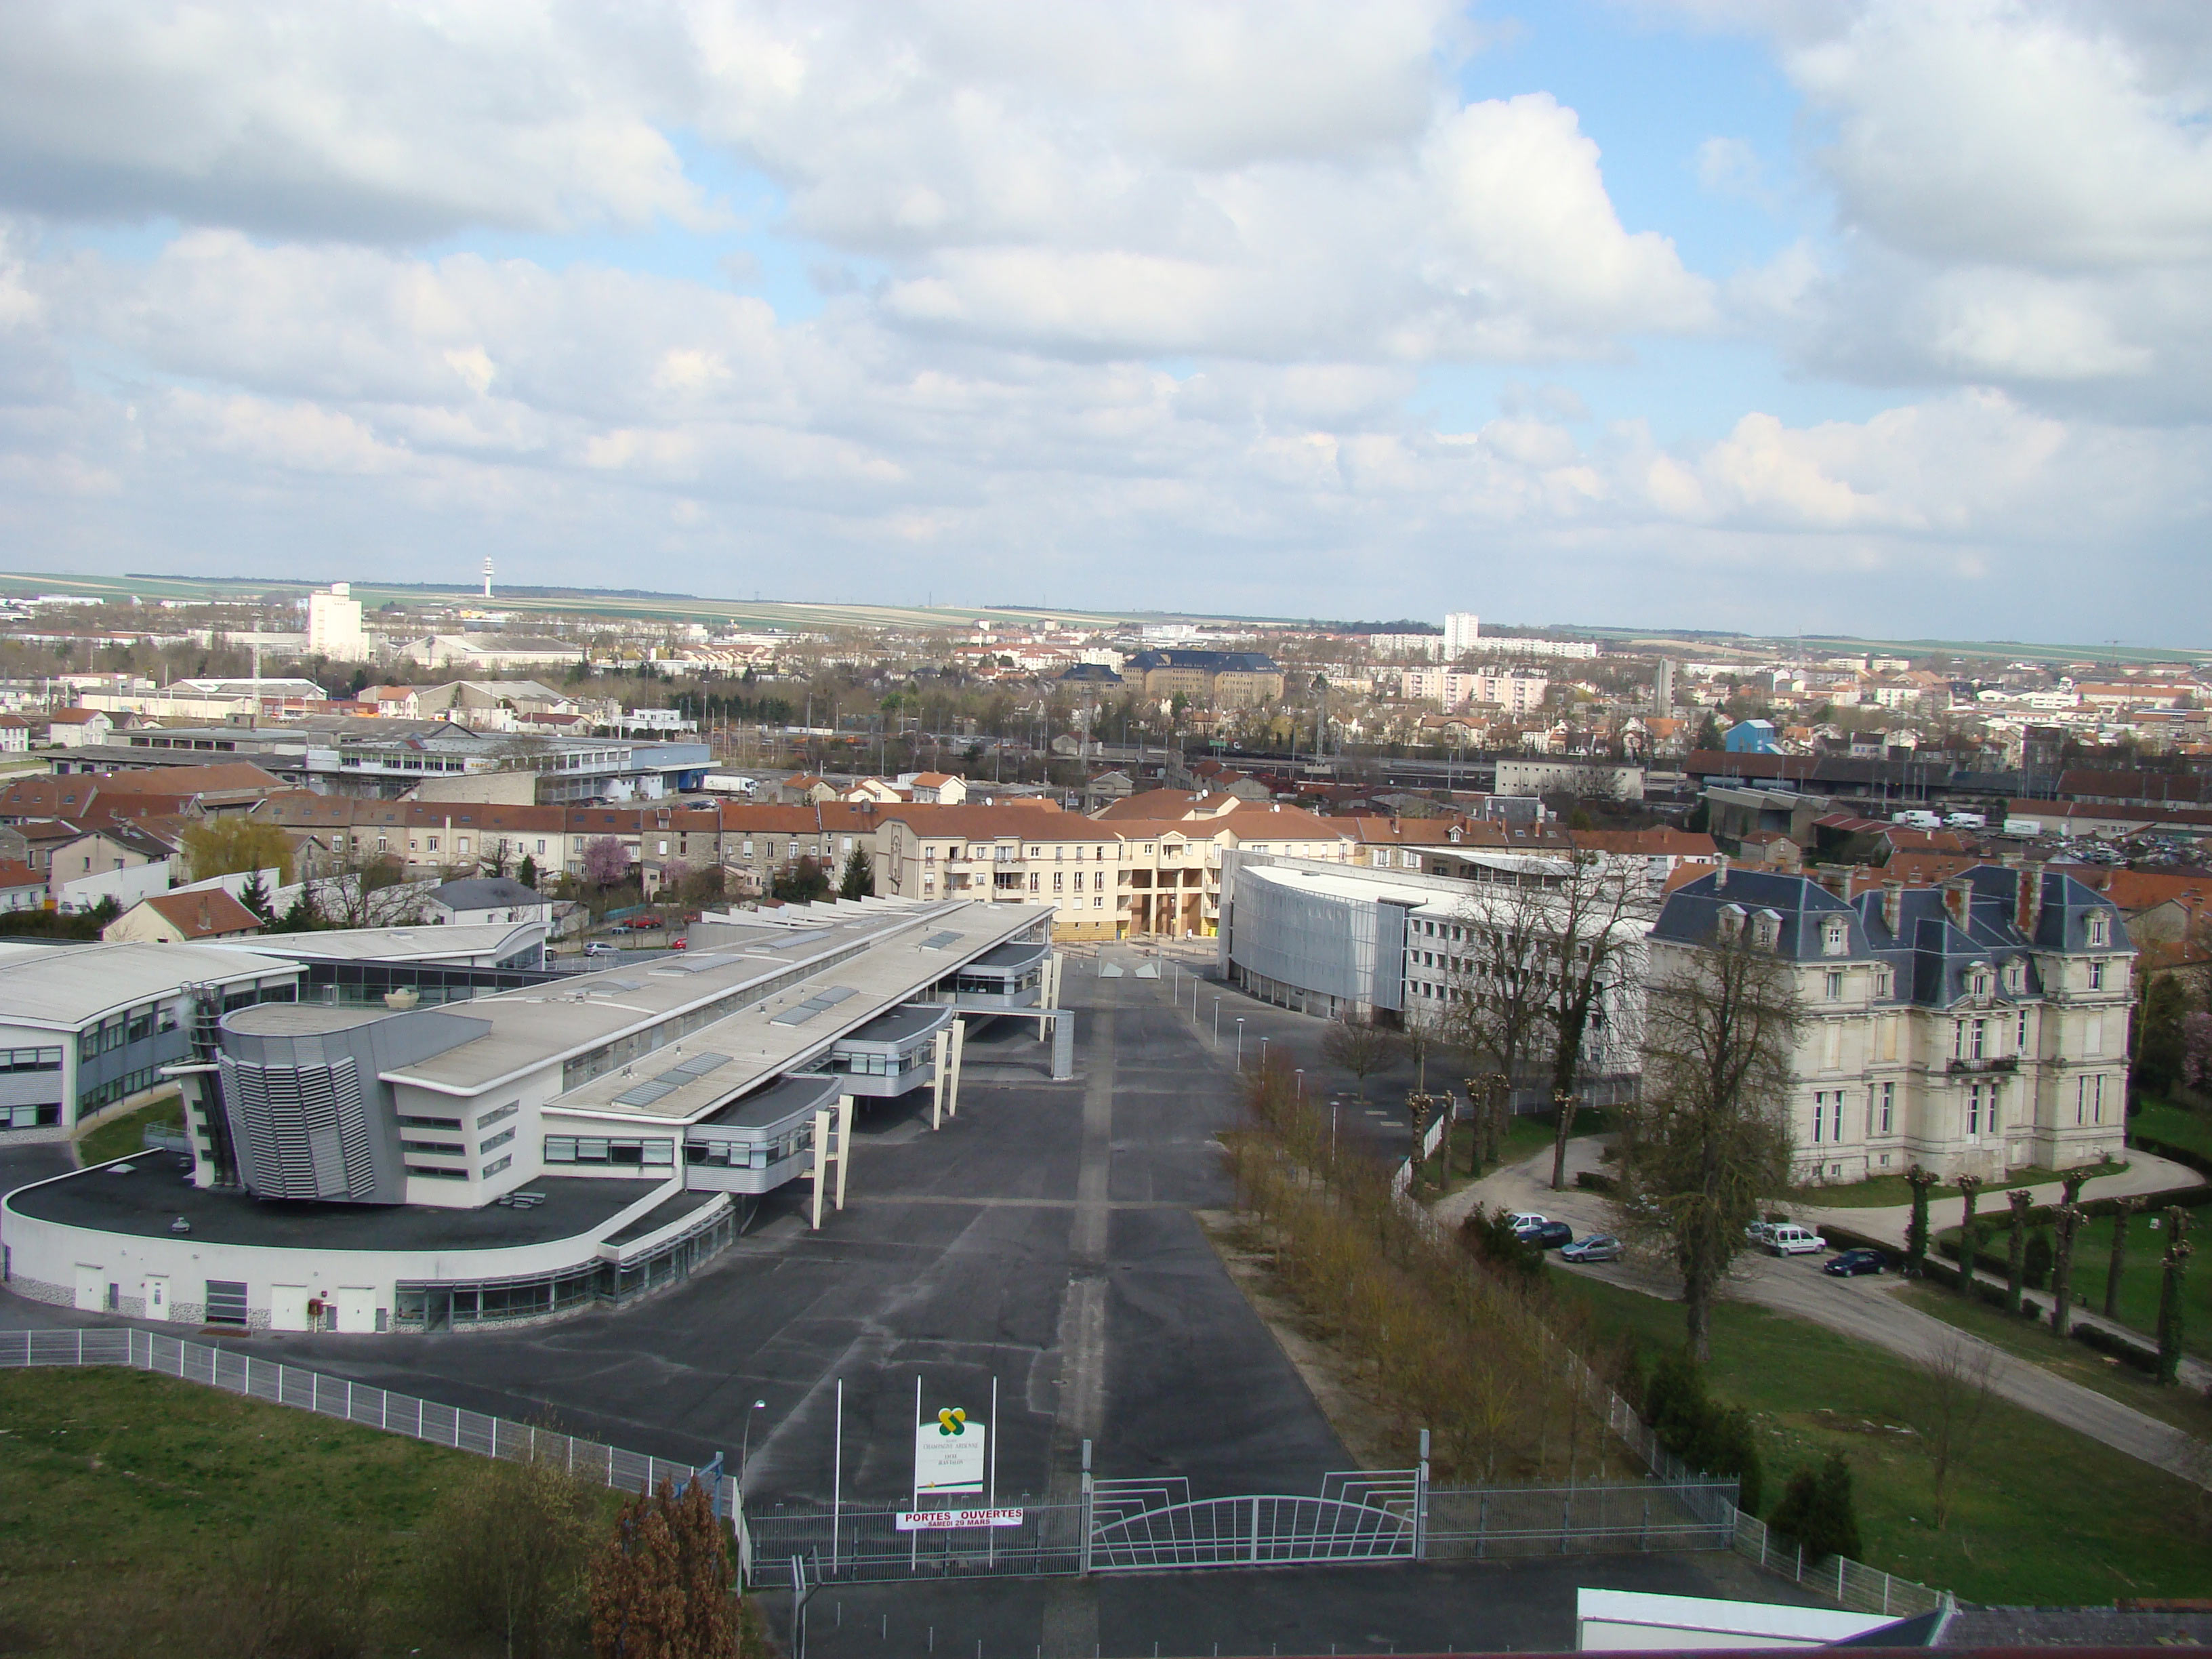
[481,556,494,600]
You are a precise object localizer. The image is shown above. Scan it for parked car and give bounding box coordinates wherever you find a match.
[1507,1212,1551,1236]
[1823,1248,1888,1277]
[1744,1220,1776,1247]
[1764,1224,1828,1256]
[1559,1234,1622,1263]
[1523,1221,1575,1250]
[583,941,619,958]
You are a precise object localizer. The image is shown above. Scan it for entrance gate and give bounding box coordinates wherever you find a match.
[1084,1473,1417,1572]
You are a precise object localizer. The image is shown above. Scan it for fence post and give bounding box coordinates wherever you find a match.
[77,1330,83,1366]
[1641,1497,1650,1552]
[1476,1492,1488,1560]
[1250,1496,1261,1565]
[1079,1439,1094,1577]
[1414,1429,1430,1562]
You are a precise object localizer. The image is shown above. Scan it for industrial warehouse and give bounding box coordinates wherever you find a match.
[1,897,1063,1336]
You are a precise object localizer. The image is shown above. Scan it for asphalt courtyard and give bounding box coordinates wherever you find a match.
[0,950,1818,1654]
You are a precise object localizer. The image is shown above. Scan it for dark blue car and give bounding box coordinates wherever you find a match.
[1822,1248,1887,1277]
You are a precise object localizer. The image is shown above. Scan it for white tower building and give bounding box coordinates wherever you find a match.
[306,582,367,660]
[481,557,495,600]
[1443,612,1481,659]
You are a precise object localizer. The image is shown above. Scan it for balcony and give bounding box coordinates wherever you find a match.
[1946,1056,2019,1075]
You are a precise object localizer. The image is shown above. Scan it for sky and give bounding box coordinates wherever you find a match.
[0,1,2207,646]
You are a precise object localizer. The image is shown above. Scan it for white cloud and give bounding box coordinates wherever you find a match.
[1697,0,2212,418]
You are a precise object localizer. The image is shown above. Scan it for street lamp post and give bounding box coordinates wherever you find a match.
[739,1398,767,1488]
[1294,1068,1304,1100]
[1258,1036,1268,1071]
[1213,997,1221,1040]
[1235,1019,1245,1071]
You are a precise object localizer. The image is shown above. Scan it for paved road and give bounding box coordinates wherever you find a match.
[1,959,1832,1656]
[1439,1143,2209,1488]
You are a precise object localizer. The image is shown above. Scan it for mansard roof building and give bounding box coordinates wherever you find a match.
[1650,862,2133,1183]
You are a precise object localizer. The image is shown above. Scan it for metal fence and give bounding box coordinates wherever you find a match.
[1,1327,733,1525]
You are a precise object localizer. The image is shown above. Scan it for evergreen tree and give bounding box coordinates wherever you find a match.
[1769,1452,1861,1563]
[239,872,272,922]
[838,844,874,900]
[518,853,539,890]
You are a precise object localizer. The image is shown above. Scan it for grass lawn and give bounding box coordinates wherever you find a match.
[1552,1274,2212,1606]
[1936,1207,2212,1362]
[1889,1283,2212,1439]
[0,1367,625,1657]
[2133,1096,2212,1164]
[72,1090,185,1168]
[1793,1160,2126,1210]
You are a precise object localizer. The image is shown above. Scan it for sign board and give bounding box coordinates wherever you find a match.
[895,1508,1024,1532]
[914,1408,987,1495]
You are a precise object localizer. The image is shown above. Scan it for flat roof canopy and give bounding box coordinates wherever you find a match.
[695,1073,844,1135]
[6,1160,660,1251]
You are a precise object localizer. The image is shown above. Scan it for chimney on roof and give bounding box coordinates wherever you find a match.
[1814,868,1848,901]
[1713,855,1728,891]
[1940,877,1972,933]
[2015,861,2045,939]
[1882,881,1904,937]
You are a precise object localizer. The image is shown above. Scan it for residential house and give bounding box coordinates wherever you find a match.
[43,710,112,749]
[102,887,264,944]
[0,859,42,912]
[425,876,555,928]
[0,714,28,753]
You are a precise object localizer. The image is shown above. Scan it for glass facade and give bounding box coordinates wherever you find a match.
[392,1206,735,1332]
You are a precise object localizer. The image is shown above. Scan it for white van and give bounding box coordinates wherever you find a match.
[1944,812,1986,830]
[1765,1225,1827,1256]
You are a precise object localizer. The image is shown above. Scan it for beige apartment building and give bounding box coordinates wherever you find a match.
[874,798,1355,941]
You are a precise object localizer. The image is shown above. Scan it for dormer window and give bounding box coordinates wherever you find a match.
[2087,912,2110,948]
[1822,919,1848,957]
[1753,908,1782,950]
[1875,967,1893,999]
[1717,902,1746,939]
[2003,962,2024,994]
[1969,968,1990,998]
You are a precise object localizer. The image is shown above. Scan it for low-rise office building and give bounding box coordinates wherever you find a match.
[2,897,1058,1336]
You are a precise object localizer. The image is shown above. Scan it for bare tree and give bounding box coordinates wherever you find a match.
[1616,926,1800,1360]
[1917,1333,1996,1531]
[1538,852,1650,1189]
[1439,876,1557,1132]
[1320,1017,1402,1103]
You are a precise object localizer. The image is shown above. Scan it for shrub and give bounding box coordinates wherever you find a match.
[1769,1452,1862,1563]
[2071,1319,2160,1374]
[1643,1349,1763,1512]
[2023,1229,2053,1292]
[1574,1170,1618,1195]
[1459,1206,1544,1286]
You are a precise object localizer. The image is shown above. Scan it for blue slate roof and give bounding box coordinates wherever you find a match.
[1652,864,2129,1010]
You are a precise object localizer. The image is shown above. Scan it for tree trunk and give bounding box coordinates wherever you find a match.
[2105,1197,2142,1319]
[2155,1210,2191,1387]
[2005,1190,2032,1316]
[1683,1263,1715,1364]
[2049,1175,2085,1338]
[1550,1088,1574,1191]
[1956,1179,1983,1298]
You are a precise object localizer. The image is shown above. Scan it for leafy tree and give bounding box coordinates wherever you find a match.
[1904,1166,1937,1275]
[1641,1349,1763,1511]
[2135,974,2187,1095]
[1617,926,1800,1360]
[772,855,832,903]
[1536,854,1648,1189]
[2156,1206,2193,1387]
[588,1475,737,1659]
[424,1452,598,1659]
[180,817,295,885]
[1457,1205,1543,1286]
[1769,1452,1862,1563]
[1439,880,1555,1126]
[1319,1017,1401,1103]
[838,844,874,900]
[518,852,540,890]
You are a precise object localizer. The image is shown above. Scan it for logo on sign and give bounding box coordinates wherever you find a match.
[914,1406,987,1495]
